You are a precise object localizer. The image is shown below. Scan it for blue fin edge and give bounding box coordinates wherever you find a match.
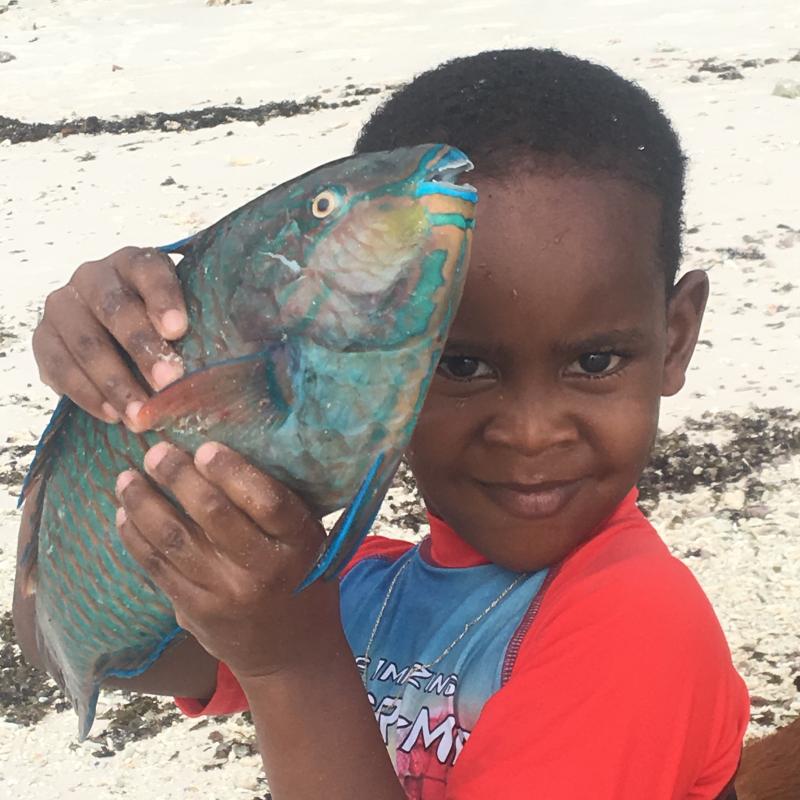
[296,452,390,592]
[157,235,196,255]
[104,625,185,679]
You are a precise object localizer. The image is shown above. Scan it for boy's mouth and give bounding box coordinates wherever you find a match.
[478,478,583,520]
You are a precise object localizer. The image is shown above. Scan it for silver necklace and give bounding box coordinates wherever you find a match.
[362,556,528,685]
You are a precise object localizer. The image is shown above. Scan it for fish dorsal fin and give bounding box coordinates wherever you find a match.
[137,346,294,433]
[158,234,198,257]
[297,449,403,590]
[18,396,77,507]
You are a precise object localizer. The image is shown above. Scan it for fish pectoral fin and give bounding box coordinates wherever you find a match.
[297,449,403,590]
[137,348,294,432]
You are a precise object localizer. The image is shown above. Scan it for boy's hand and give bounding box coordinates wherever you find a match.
[115,441,340,679]
[32,247,188,428]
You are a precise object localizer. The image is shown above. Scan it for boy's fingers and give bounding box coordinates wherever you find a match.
[32,321,122,422]
[142,443,272,563]
[116,505,198,603]
[194,442,323,550]
[116,248,189,340]
[40,301,151,417]
[70,256,183,391]
[116,469,213,586]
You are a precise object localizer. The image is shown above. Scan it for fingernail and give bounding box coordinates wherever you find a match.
[115,506,127,526]
[161,310,187,338]
[125,401,144,429]
[144,442,170,472]
[126,400,143,419]
[195,442,220,467]
[151,359,184,390]
[101,402,121,423]
[116,471,135,496]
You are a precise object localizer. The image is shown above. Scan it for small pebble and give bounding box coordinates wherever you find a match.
[772,79,800,99]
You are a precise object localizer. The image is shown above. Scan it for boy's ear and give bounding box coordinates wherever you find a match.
[661,269,709,397]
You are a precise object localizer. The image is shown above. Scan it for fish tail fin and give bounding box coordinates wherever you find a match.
[32,617,100,740]
[74,685,101,741]
[42,647,100,741]
[16,422,99,740]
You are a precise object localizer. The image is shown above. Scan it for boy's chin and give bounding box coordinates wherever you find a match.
[455,483,636,571]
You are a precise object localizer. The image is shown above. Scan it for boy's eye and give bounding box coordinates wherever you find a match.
[437,355,494,381]
[568,351,624,377]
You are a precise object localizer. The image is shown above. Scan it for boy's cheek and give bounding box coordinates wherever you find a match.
[586,385,658,446]
[603,405,660,478]
[411,388,475,439]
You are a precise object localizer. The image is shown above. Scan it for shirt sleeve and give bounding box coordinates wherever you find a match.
[173,534,413,718]
[446,553,750,800]
[174,660,248,717]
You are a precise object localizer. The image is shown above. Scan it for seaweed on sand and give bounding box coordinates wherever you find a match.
[0,611,68,725]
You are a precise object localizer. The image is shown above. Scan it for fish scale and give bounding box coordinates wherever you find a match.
[19,144,477,737]
[35,417,175,689]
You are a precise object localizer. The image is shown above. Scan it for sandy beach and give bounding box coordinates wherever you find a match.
[1,0,798,797]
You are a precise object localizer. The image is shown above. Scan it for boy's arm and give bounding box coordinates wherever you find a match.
[238,634,404,799]
[12,479,219,699]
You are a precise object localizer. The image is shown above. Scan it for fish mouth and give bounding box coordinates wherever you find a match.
[415,146,478,204]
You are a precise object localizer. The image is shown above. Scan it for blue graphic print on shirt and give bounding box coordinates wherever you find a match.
[340,542,549,797]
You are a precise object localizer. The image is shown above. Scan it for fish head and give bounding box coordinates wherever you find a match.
[303,144,477,296]
[228,144,477,348]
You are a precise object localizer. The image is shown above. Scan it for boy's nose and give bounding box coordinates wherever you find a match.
[482,387,579,457]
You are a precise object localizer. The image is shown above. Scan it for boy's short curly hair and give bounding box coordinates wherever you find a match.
[355,48,686,289]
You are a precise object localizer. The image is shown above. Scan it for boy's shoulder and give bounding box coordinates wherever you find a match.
[556,494,707,602]
[527,496,733,665]
[451,498,749,800]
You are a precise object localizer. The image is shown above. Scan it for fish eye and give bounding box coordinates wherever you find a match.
[311,190,338,219]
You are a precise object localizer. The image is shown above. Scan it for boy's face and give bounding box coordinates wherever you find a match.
[407,170,708,572]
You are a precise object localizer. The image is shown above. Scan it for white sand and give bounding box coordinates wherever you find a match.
[0,0,798,797]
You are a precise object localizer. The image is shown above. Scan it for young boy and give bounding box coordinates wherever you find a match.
[14,49,749,798]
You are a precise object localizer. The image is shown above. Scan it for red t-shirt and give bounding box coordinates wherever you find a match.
[176,490,749,798]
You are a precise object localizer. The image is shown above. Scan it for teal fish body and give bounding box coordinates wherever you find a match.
[20,144,477,738]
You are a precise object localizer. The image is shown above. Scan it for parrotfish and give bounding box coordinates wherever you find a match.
[18,144,477,738]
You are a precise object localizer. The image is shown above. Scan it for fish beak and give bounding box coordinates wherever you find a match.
[415,146,479,204]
